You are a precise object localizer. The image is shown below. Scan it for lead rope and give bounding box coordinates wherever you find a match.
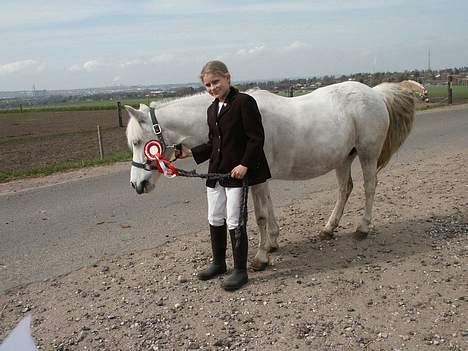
[146,108,248,243]
[142,140,248,246]
[176,169,249,247]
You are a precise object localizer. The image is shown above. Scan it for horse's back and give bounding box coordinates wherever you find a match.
[249,82,389,180]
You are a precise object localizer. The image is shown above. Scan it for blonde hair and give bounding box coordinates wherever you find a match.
[199,60,230,82]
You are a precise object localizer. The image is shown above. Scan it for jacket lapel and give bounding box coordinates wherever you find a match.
[216,87,237,120]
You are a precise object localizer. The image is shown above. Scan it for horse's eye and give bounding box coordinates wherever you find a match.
[133,141,141,147]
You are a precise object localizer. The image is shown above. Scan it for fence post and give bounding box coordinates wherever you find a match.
[97,125,104,160]
[447,75,453,105]
[447,76,453,105]
[19,104,23,112]
[288,86,294,97]
[117,101,123,127]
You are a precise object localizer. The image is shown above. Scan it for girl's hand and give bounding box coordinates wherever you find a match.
[231,165,248,179]
[175,145,192,159]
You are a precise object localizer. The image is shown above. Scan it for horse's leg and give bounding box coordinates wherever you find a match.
[319,153,355,240]
[259,182,280,251]
[354,157,378,239]
[250,182,279,271]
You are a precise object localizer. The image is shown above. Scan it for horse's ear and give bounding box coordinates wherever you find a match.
[124,105,138,115]
[124,105,146,123]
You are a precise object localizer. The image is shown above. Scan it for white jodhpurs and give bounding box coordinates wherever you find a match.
[206,183,243,230]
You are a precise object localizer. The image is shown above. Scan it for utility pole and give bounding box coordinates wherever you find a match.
[428,49,431,71]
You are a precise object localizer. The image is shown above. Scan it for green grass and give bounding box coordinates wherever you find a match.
[426,85,468,99]
[0,150,131,183]
[276,89,314,97]
[0,97,166,114]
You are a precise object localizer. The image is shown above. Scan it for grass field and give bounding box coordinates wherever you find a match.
[0,97,166,114]
[426,84,468,102]
[276,84,468,103]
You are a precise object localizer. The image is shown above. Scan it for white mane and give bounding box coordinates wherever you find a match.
[149,88,273,110]
[149,92,210,109]
[125,116,145,148]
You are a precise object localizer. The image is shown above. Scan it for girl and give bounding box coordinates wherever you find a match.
[177,60,271,291]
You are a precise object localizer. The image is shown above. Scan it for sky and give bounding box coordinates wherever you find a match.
[1,0,467,91]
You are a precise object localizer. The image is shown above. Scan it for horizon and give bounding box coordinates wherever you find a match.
[1,64,465,95]
[1,1,467,91]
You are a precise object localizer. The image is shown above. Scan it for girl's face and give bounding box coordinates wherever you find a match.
[202,72,230,101]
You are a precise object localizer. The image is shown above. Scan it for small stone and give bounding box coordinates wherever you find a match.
[178,275,188,283]
[76,331,87,343]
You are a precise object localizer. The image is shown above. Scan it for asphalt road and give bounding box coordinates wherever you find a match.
[1,105,467,292]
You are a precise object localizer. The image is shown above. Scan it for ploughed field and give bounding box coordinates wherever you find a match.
[0,110,128,174]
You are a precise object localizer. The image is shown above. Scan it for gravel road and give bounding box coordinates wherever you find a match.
[0,105,467,350]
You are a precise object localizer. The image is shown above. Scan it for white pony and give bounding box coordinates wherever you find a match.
[125,81,415,270]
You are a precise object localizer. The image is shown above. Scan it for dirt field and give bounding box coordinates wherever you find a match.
[0,110,128,173]
[0,149,466,350]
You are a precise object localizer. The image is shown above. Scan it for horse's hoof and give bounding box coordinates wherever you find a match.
[353,230,368,241]
[319,230,334,240]
[250,259,268,271]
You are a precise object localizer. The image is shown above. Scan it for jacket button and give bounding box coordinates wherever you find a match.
[217,148,220,152]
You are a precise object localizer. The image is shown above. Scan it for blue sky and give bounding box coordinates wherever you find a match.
[1,0,467,91]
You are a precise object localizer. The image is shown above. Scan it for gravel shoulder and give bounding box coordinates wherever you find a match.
[1,151,467,350]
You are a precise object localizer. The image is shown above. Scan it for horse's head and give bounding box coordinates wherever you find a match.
[125,104,172,194]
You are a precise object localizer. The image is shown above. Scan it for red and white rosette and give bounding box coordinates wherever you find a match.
[144,140,163,160]
[144,140,178,178]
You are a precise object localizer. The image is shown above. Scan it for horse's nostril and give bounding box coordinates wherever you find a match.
[134,180,148,195]
[131,182,136,189]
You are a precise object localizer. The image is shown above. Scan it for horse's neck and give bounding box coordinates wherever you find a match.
[158,94,211,147]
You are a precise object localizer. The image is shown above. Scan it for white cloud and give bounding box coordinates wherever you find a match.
[236,45,265,57]
[83,60,100,72]
[0,60,41,75]
[68,60,101,73]
[284,41,307,51]
[36,62,47,73]
[120,54,174,69]
[0,1,140,29]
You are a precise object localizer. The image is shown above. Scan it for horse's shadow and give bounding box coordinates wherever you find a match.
[247,211,465,283]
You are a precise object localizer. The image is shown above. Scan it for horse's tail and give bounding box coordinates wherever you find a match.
[373,82,416,171]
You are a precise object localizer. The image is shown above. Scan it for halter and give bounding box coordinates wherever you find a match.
[131,107,180,177]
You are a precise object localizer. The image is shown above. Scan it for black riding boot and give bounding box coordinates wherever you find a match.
[223,226,248,291]
[197,224,227,281]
